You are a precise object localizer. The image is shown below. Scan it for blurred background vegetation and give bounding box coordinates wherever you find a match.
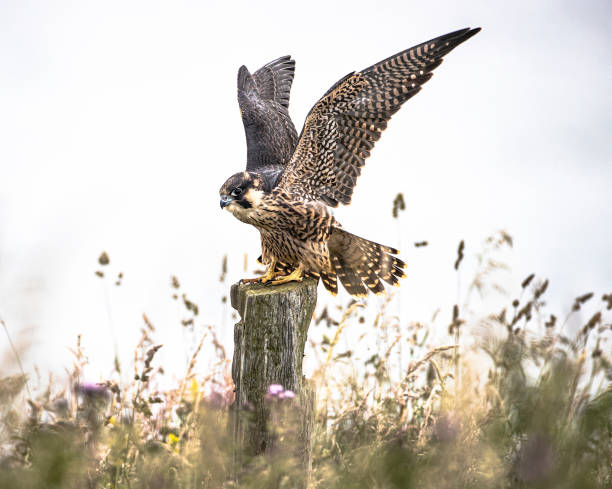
[1,230,611,488]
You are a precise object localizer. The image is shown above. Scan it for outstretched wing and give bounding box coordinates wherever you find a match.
[238,56,299,171]
[277,28,481,207]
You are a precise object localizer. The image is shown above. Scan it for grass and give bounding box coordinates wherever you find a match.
[1,231,611,488]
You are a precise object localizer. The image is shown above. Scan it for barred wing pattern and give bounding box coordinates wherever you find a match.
[238,56,298,171]
[278,28,481,207]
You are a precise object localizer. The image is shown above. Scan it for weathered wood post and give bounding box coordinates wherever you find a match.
[230,278,317,482]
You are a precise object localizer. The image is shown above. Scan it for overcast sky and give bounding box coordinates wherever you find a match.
[1,0,611,381]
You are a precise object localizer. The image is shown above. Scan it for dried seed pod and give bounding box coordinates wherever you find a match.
[521,273,535,289]
[454,240,465,270]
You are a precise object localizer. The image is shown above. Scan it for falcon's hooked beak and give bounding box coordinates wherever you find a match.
[220,195,233,209]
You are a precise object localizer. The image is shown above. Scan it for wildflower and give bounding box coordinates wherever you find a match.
[268,384,284,396]
[265,384,296,401]
[75,382,110,401]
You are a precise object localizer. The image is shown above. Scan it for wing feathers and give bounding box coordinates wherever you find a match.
[251,56,296,109]
[238,56,299,172]
[237,65,256,94]
[278,28,480,205]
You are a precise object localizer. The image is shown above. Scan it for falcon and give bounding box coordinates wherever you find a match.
[220,28,481,296]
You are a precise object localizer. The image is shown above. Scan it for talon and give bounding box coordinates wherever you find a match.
[239,261,280,285]
[269,265,305,286]
[239,277,262,285]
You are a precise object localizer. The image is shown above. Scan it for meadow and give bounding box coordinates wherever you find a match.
[1,231,611,488]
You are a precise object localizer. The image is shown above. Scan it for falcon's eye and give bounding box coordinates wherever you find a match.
[231,187,243,198]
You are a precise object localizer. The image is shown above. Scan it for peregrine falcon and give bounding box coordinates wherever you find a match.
[220,28,481,297]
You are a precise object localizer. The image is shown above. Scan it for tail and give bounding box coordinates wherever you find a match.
[324,227,406,297]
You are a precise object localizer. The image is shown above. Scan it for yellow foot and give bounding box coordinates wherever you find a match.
[269,266,304,286]
[260,270,283,284]
[240,265,281,285]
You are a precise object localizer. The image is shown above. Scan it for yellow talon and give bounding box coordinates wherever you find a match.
[260,269,283,284]
[240,262,281,284]
[269,266,304,286]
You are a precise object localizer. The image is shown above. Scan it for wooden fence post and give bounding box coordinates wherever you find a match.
[230,278,317,483]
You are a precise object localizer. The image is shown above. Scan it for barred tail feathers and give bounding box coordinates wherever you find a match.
[327,227,406,297]
[258,228,405,297]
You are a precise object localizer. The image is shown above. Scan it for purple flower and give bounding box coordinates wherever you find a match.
[265,384,297,401]
[75,382,110,401]
[268,384,284,396]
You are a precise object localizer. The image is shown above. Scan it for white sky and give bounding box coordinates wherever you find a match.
[1,0,611,382]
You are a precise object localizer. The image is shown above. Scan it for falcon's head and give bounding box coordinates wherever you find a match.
[219,172,265,220]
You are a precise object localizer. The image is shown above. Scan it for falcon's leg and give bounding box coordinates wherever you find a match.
[240,260,281,284]
[269,265,304,286]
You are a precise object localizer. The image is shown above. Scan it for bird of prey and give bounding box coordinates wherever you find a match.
[220,28,481,297]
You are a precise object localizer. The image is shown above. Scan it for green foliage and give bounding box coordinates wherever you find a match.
[1,234,611,488]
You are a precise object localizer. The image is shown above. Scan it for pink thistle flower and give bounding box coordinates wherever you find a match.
[268,384,284,396]
[75,382,110,401]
